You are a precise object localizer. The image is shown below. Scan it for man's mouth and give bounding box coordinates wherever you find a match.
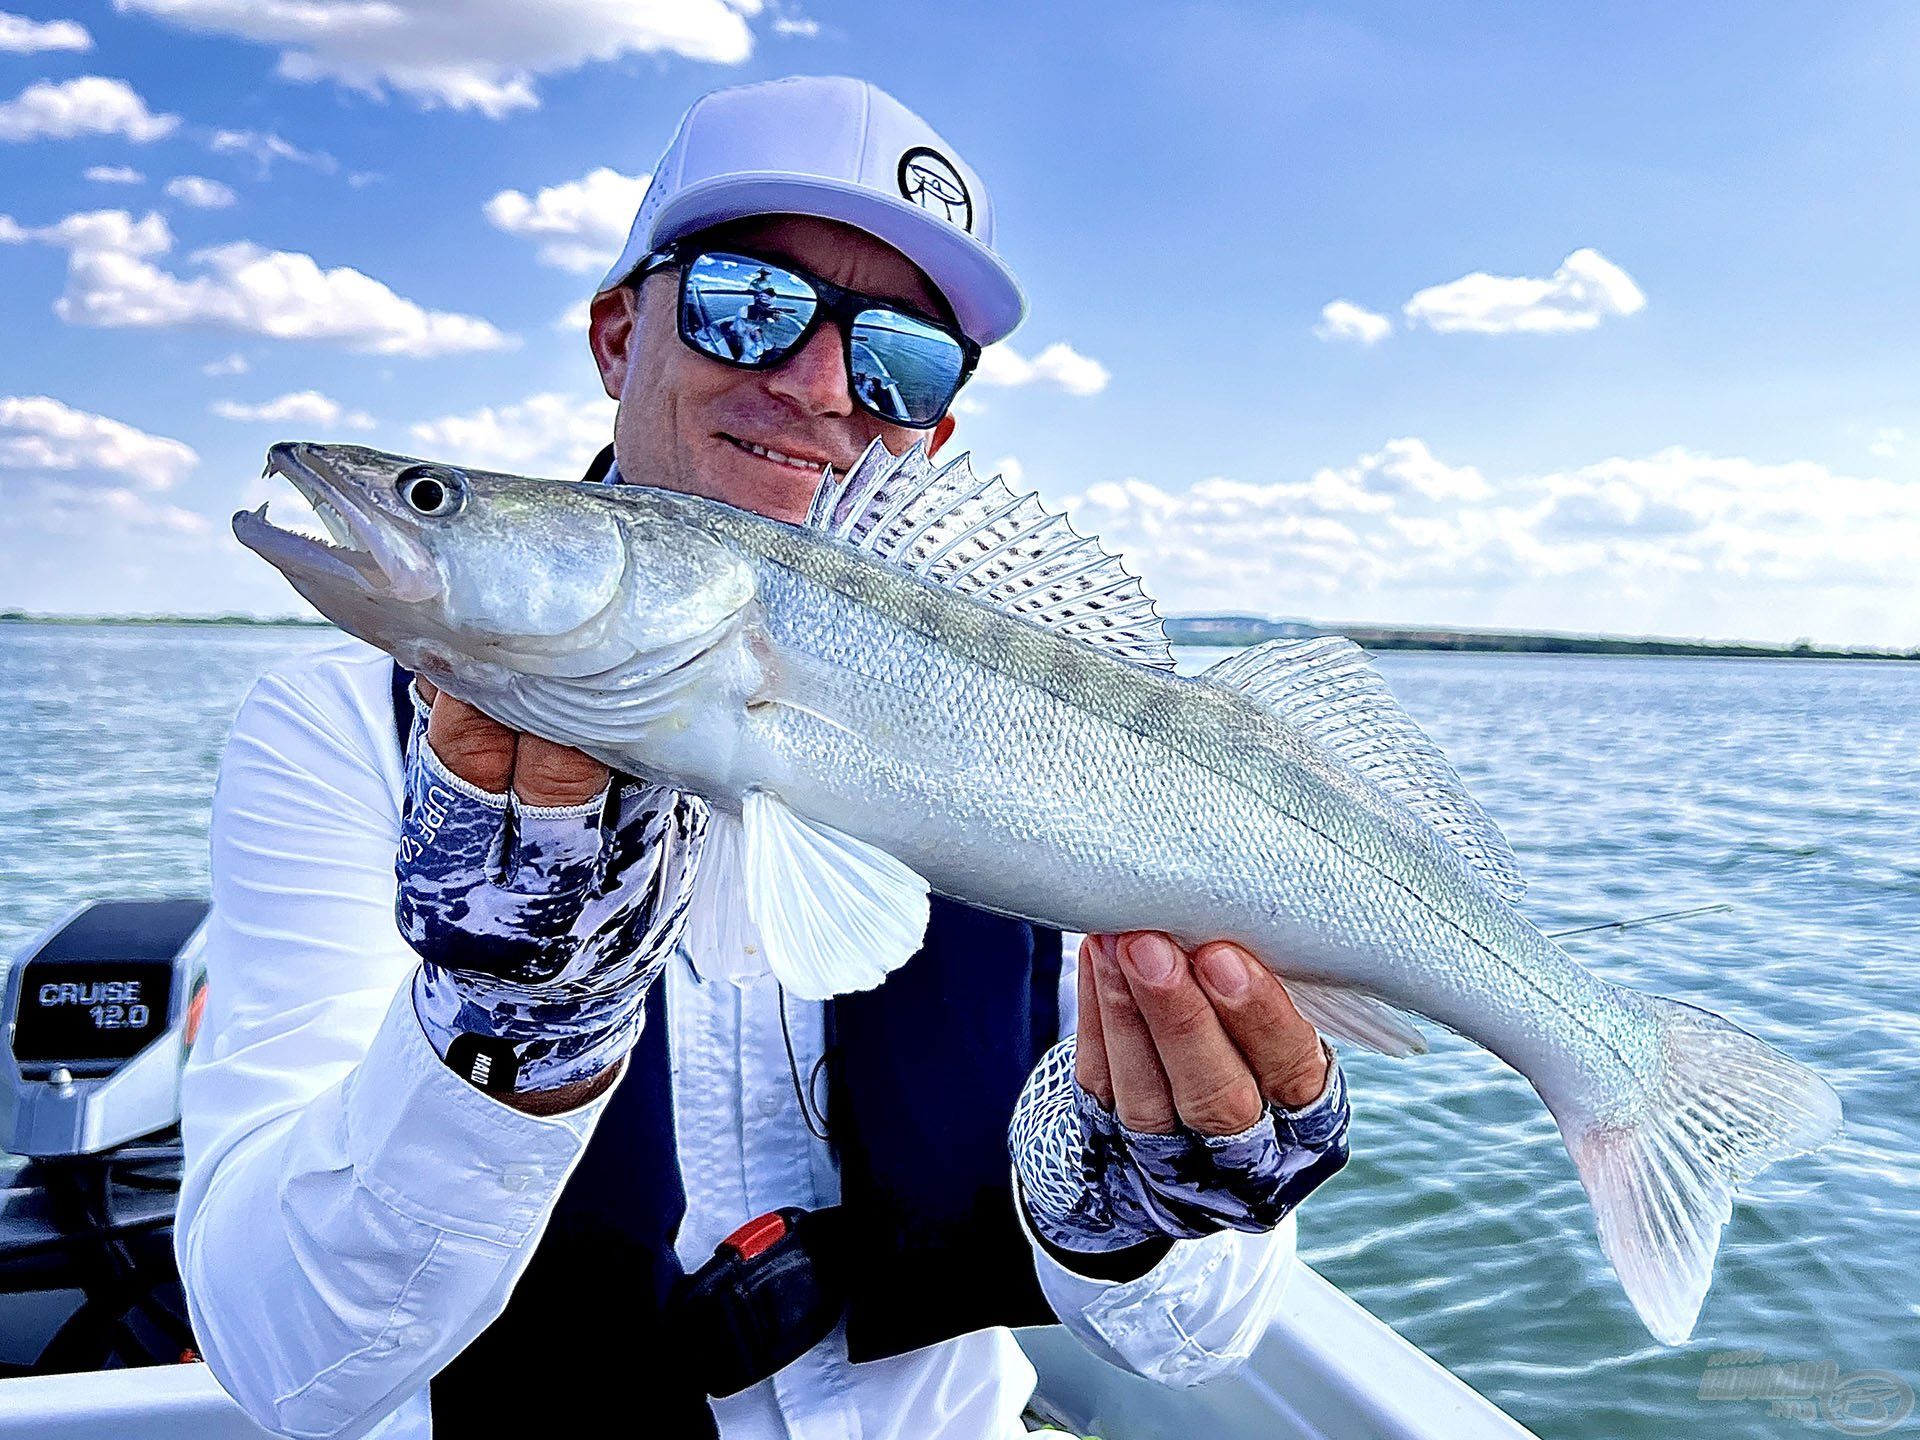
[718,433,839,476]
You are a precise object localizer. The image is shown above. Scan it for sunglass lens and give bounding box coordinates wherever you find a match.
[849,309,967,426]
[681,252,817,367]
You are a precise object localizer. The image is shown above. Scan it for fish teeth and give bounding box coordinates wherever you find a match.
[259,490,341,549]
[280,488,365,553]
[316,499,347,540]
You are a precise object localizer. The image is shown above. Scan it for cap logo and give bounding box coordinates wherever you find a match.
[898,147,972,233]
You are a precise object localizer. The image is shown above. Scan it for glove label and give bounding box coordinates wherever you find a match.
[444,1033,523,1094]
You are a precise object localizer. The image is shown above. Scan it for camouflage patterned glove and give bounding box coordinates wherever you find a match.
[396,703,706,1095]
[1011,1035,1350,1253]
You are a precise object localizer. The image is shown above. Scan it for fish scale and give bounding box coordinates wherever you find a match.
[703,504,1671,1116]
[236,437,1844,1349]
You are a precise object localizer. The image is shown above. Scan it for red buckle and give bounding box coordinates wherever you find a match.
[722,1212,788,1262]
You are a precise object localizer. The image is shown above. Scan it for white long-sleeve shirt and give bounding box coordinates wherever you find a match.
[176,639,1301,1440]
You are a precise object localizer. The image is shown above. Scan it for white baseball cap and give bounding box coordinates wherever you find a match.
[597,75,1025,345]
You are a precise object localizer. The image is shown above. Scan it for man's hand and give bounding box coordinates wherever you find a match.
[414,682,625,1113]
[1076,932,1330,1134]
[416,678,607,809]
[1011,931,1350,1259]
[398,680,706,1108]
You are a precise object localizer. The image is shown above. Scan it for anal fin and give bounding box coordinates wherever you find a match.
[1284,978,1429,1057]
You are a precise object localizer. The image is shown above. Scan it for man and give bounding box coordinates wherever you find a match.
[178,76,1350,1439]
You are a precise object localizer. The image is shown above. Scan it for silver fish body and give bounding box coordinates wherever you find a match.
[674,505,1647,1113]
[236,441,1842,1346]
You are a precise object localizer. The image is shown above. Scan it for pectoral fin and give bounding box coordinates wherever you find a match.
[741,789,930,1000]
[681,808,771,987]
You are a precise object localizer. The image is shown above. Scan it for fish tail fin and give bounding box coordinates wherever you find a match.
[1550,994,1842,1344]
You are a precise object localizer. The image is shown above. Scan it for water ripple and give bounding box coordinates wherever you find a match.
[2,633,1912,1440]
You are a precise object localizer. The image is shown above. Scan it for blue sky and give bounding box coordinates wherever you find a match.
[2,1,1916,645]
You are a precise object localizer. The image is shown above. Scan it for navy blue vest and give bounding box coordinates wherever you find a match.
[397,669,1065,1433]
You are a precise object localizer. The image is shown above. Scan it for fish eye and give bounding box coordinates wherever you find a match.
[396,464,465,518]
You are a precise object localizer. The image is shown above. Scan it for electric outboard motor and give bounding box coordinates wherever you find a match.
[0,899,208,1375]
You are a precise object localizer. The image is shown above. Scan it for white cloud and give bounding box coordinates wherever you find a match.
[0,474,217,616]
[485,167,649,274]
[1314,299,1391,345]
[84,163,144,184]
[1057,439,1920,645]
[976,340,1110,397]
[989,455,1023,485]
[554,297,592,332]
[0,394,197,489]
[410,391,615,476]
[0,206,173,255]
[0,394,213,594]
[213,390,375,429]
[0,11,91,52]
[0,75,180,143]
[165,174,237,208]
[1403,248,1646,335]
[208,128,335,174]
[772,15,818,35]
[1332,437,1492,503]
[115,0,766,118]
[1868,427,1904,460]
[3,476,211,535]
[201,351,249,376]
[1,206,513,356]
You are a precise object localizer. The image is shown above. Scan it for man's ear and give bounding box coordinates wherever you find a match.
[588,287,640,400]
[926,412,958,457]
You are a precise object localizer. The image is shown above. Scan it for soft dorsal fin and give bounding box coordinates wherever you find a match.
[807,440,1175,670]
[1203,637,1526,901]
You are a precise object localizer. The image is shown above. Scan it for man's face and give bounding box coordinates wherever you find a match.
[588,214,960,523]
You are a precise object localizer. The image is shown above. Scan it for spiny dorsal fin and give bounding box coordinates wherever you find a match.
[1203,637,1526,901]
[806,440,1175,670]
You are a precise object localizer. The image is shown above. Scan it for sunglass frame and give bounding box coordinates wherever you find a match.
[632,242,980,429]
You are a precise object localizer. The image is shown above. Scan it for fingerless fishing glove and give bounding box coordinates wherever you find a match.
[1011,1035,1351,1253]
[396,701,707,1095]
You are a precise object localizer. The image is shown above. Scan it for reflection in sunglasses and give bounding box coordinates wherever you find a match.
[685,288,811,364]
[850,340,906,414]
[672,249,974,426]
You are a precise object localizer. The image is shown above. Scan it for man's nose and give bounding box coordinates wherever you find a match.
[764,321,853,418]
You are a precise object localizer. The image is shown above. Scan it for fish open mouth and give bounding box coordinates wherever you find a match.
[233,442,428,600]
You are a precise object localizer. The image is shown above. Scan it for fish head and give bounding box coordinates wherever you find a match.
[235,442,756,700]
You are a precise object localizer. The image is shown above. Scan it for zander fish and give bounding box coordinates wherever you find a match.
[236,438,1842,1345]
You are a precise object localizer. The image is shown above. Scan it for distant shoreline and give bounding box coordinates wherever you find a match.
[1162,616,1919,661]
[1,612,332,629]
[4,611,1914,660]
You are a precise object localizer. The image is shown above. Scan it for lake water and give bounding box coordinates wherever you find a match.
[2,624,1915,1438]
